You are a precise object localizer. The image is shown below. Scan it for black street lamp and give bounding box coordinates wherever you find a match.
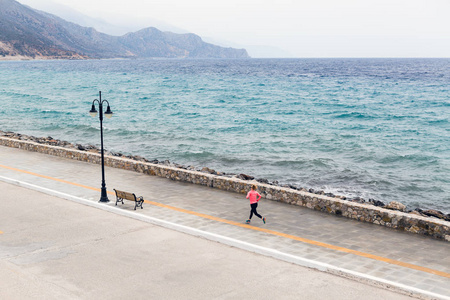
[89,91,113,203]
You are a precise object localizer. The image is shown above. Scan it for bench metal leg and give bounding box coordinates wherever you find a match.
[115,197,124,206]
[135,197,144,210]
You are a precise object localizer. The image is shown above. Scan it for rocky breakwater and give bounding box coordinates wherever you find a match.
[0,131,449,242]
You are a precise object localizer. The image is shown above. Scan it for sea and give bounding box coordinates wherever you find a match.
[0,58,449,213]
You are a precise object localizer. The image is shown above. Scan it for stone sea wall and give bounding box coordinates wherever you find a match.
[0,133,449,242]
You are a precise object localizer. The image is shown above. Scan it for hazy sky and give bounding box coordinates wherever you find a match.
[18,0,450,57]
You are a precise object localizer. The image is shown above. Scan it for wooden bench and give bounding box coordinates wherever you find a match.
[113,189,144,210]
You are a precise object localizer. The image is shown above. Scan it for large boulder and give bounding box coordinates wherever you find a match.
[385,201,406,212]
[239,173,255,180]
[421,209,447,221]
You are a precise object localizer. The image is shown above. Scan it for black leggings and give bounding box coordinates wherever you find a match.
[249,203,262,219]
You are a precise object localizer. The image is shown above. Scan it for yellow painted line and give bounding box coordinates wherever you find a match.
[143,199,450,278]
[0,230,3,234]
[1,163,449,279]
[0,164,101,193]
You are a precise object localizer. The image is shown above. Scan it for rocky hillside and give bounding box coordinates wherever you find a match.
[0,0,249,59]
[120,27,249,59]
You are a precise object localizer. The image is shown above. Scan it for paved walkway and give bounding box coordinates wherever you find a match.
[0,145,449,299]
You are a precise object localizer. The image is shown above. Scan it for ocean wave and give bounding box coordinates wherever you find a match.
[40,110,73,115]
[376,153,439,165]
[427,118,448,125]
[65,124,99,134]
[178,150,215,159]
[334,111,376,120]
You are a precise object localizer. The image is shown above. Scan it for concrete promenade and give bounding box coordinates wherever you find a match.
[0,145,449,299]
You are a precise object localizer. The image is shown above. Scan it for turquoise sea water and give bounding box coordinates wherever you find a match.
[0,58,449,212]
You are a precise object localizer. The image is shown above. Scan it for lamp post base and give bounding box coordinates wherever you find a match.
[99,196,110,203]
[99,186,110,203]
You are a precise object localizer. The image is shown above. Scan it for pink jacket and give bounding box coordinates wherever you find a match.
[246,190,261,204]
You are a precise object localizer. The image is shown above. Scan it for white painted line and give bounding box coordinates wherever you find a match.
[0,175,448,300]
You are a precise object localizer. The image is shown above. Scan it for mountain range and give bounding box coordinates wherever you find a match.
[0,0,250,60]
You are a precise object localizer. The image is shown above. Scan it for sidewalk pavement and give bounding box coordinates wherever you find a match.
[0,145,449,299]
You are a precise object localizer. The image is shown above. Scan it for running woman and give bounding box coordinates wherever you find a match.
[246,184,266,224]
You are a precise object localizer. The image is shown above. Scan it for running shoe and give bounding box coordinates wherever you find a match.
[245,219,251,224]
[263,217,266,224]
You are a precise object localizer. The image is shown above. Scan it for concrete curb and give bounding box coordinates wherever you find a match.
[1,175,447,300]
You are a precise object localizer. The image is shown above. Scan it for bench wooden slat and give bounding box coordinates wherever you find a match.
[114,189,144,210]
[116,191,136,201]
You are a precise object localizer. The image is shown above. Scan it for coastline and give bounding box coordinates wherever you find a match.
[0,130,449,241]
[1,130,448,219]
[0,55,86,61]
